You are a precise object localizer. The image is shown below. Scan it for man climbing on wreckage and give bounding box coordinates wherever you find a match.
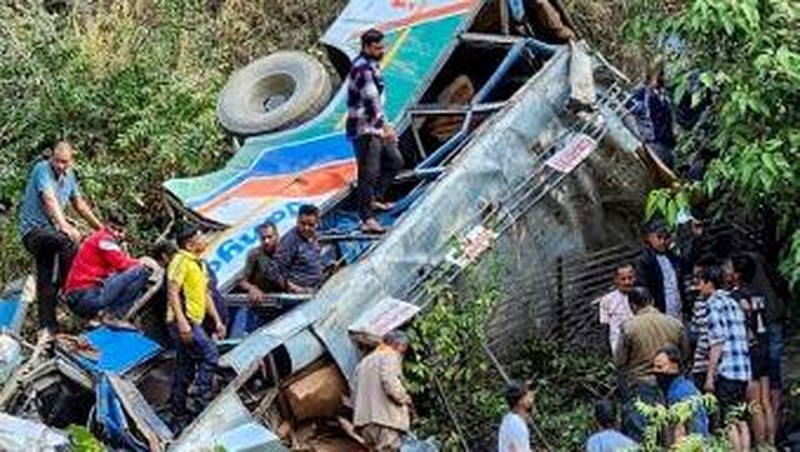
[18,141,104,341]
[346,28,404,234]
[166,224,226,430]
[62,208,152,328]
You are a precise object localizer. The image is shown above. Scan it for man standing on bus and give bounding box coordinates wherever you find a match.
[346,28,404,234]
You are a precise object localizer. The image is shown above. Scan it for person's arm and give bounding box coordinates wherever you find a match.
[358,66,393,140]
[238,252,266,302]
[205,289,226,339]
[677,324,692,369]
[704,304,723,393]
[41,188,81,241]
[615,329,631,370]
[273,233,309,293]
[379,354,412,406]
[167,266,192,344]
[705,343,722,393]
[674,422,687,442]
[72,196,103,231]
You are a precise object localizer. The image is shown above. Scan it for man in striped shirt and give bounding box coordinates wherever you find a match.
[346,28,404,234]
[689,260,713,387]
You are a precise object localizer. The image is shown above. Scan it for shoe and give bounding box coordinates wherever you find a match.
[360,218,386,234]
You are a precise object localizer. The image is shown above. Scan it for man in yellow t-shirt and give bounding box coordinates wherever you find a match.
[167,224,226,427]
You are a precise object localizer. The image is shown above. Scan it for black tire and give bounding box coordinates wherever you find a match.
[217,51,332,136]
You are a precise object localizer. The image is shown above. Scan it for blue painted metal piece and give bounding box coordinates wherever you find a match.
[0,280,30,334]
[95,376,148,452]
[77,327,162,376]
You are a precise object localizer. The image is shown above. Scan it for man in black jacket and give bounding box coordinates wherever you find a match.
[635,218,684,319]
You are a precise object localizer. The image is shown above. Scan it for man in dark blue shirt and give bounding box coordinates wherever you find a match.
[632,62,677,170]
[275,204,323,293]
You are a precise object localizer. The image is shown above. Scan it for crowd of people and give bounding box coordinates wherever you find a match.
[496,215,787,451]
[15,140,333,429]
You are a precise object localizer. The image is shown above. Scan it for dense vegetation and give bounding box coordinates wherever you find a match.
[0,0,346,286]
[628,0,800,288]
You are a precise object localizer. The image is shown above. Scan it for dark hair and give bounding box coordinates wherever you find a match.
[505,380,530,409]
[383,330,409,348]
[152,239,177,259]
[696,265,722,288]
[360,28,384,48]
[655,344,682,370]
[298,204,320,218]
[106,209,128,228]
[731,254,756,284]
[594,399,617,429]
[694,254,718,270]
[176,224,202,249]
[257,221,277,236]
[628,286,653,308]
[615,262,635,274]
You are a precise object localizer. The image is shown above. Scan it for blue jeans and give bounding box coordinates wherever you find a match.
[66,266,151,318]
[168,323,219,416]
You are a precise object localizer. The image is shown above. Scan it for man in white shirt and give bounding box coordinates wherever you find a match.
[597,263,636,357]
[498,380,534,452]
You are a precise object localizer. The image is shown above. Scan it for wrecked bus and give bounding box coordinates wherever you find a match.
[0,0,660,449]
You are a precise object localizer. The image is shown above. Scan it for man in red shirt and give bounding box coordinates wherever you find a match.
[64,209,151,324]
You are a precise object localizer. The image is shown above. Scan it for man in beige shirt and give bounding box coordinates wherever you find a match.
[354,331,413,451]
[616,287,690,380]
[615,286,689,442]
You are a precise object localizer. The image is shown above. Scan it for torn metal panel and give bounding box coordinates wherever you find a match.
[171,391,286,452]
[348,297,421,345]
[106,375,173,448]
[282,329,326,374]
[0,276,34,334]
[0,413,69,451]
[219,308,316,374]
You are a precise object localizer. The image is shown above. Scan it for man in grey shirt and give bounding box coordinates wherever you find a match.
[18,142,103,338]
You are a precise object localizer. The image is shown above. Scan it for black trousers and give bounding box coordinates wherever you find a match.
[22,228,77,331]
[353,134,404,221]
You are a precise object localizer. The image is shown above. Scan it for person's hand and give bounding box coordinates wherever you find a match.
[62,224,82,243]
[703,377,715,394]
[178,320,193,344]
[247,287,266,304]
[215,321,227,340]
[383,124,397,143]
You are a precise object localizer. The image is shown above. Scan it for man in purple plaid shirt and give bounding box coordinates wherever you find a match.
[346,28,404,234]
